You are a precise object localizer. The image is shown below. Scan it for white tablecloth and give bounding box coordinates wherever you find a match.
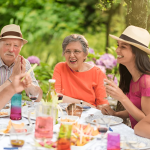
[0,108,150,150]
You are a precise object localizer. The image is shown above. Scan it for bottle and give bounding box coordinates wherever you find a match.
[10,93,22,120]
[46,79,57,103]
[46,79,58,124]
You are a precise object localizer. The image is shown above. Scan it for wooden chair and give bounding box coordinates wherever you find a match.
[116,101,131,127]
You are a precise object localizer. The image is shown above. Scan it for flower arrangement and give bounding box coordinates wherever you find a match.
[87,48,118,85]
[27,56,40,65]
[96,53,117,70]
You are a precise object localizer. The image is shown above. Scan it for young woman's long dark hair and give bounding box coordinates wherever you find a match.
[119,45,150,94]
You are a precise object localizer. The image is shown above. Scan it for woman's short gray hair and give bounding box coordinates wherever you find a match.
[62,34,89,55]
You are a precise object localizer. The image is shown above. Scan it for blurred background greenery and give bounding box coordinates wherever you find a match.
[0,0,150,99]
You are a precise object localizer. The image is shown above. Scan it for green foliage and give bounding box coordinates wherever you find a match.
[34,62,53,99]
[22,62,54,100]
[0,0,129,97]
[97,0,122,10]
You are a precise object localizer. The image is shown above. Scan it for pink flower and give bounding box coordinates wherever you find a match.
[89,48,95,54]
[107,74,118,85]
[27,56,40,65]
[96,53,117,70]
[96,65,106,74]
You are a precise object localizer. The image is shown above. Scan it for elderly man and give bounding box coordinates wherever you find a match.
[0,24,42,101]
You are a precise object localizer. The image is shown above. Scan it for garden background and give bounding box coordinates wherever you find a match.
[0,0,150,100]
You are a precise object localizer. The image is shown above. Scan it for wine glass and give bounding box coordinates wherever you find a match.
[29,92,39,107]
[94,123,108,150]
[55,88,64,101]
[104,74,116,100]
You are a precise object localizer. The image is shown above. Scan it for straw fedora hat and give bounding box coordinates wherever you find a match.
[109,25,150,54]
[0,24,28,45]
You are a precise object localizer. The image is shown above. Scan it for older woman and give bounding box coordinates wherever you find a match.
[53,34,109,109]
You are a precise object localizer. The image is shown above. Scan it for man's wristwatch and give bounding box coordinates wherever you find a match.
[8,78,12,83]
[80,100,83,105]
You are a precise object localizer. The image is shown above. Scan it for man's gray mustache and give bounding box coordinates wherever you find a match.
[4,53,15,57]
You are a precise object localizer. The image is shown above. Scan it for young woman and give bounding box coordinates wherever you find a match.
[101,25,150,128]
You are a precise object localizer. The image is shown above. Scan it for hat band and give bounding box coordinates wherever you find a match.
[0,31,22,38]
[119,34,148,48]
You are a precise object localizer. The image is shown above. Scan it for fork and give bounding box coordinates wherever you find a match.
[0,133,5,141]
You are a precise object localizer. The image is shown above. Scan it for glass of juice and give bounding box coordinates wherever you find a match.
[57,124,72,150]
[10,126,26,147]
[33,104,57,141]
[35,116,53,139]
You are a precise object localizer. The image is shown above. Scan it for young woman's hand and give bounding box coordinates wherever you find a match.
[104,79,127,102]
[101,104,116,116]
[11,73,32,94]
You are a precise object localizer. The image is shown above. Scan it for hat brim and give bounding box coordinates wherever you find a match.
[109,34,150,55]
[0,36,28,45]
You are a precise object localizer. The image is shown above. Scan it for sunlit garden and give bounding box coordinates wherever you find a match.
[1,0,150,149]
[0,0,149,100]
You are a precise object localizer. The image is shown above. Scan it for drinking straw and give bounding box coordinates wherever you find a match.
[72,132,77,138]
[72,105,73,116]
[21,63,37,82]
[57,105,64,116]
[11,122,18,142]
[80,125,83,144]
[74,126,81,133]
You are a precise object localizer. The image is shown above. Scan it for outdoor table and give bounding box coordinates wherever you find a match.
[0,108,150,150]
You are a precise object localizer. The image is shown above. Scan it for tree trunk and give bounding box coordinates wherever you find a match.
[105,3,120,53]
[125,0,148,29]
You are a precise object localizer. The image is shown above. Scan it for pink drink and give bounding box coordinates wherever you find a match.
[10,107,22,120]
[35,116,53,139]
[10,94,22,120]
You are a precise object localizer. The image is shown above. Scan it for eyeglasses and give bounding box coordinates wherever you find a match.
[64,50,83,55]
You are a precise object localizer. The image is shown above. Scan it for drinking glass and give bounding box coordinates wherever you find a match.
[55,88,64,101]
[29,92,39,107]
[32,104,57,142]
[57,123,72,150]
[94,119,109,150]
[9,125,26,147]
[104,74,115,100]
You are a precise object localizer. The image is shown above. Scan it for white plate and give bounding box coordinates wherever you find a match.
[121,136,150,149]
[85,114,123,126]
[59,103,91,111]
[0,124,34,135]
[0,109,10,117]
